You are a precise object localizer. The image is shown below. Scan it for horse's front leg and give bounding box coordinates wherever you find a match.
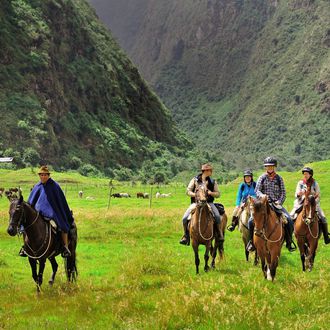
[28,258,41,292]
[192,242,200,275]
[204,243,210,272]
[37,259,46,288]
[48,256,58,285]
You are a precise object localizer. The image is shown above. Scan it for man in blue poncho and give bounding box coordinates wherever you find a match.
[25,165,73,257]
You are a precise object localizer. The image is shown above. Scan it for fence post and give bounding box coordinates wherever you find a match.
[107,186,113,210]
[149,186,153,208]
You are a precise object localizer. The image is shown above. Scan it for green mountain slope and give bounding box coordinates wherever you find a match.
[89,0,330,170]
[0,0,188,177]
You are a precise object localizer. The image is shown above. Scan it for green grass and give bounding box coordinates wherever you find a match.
[0,161,330,329]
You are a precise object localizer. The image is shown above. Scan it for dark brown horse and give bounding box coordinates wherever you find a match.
[250,196,284,281]
[294,189,319,272]
[189,185,227,274]
[7,194,78,292]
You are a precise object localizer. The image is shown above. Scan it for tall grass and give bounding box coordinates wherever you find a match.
[0,161,329,329]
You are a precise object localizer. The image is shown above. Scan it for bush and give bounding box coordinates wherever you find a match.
[78,163,101,177]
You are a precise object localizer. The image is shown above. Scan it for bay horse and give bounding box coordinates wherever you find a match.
[294,189,319,272]
[237,198,258,265]
[189,185,227,274]
[249,196,284,281]
[7,194,78,292]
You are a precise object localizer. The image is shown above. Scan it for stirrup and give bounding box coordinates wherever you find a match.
[179,236,190,246]
[19,247,27,257]
[286,241,297,252]
[61,246,71,258]
[246,240,256,252]
[227,224,235,232]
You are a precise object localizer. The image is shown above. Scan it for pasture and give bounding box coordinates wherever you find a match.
[0,161,330,329]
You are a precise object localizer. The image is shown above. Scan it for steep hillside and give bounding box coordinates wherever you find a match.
[89,0,330,170]
[0,0,189,178]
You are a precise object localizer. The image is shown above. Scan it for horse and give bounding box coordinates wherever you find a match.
[189,185,227,274]
[249,196,284,281]
[6,194,78,292]
[237,198,258,265]
[294,189,319,272]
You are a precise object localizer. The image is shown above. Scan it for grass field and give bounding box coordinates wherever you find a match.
[0,161,330,329]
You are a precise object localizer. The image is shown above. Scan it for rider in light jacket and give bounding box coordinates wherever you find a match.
[290,167,330,244]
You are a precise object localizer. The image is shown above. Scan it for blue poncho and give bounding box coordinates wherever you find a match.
[28,178,73,232]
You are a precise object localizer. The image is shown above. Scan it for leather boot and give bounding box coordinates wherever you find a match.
[179,222,190,245]
[320,222,330,244]
[246,222,255,252]
[228,216,239,232]
[216,223,224,241]
[284,224,296,252]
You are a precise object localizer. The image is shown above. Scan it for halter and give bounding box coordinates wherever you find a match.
[300,194,319,239]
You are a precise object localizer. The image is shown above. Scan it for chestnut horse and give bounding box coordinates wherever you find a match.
[294,189,319,272]
[7,194,78,292]
[250,196,284,281]
[237,198,258,265]
[189,185,227,274]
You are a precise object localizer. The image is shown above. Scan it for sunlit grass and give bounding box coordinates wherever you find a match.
[0,161,329,329]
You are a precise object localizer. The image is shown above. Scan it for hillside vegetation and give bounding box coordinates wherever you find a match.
[0,0,189,179]
[89,0,330,170]
[0,160,329,328]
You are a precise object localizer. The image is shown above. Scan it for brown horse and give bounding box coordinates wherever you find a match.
[189,185,227,274]
[250,196,284,281]
[7,194,78,292]
[237,199,258,265]
[294,189,319,272]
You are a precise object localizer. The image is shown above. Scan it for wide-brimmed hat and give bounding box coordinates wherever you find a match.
[38,165,51,175]
[201,163,213,171]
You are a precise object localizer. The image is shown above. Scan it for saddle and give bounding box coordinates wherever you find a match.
[269,203,287,224]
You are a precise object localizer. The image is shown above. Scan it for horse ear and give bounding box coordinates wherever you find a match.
[19,194,23,203]
[5,190,12,201]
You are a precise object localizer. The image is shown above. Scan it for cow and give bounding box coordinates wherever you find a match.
[111,193,122,198]
[137,192,144,198]
[143,193,149,199]
[119,193,131,198]
[78,190,83,198]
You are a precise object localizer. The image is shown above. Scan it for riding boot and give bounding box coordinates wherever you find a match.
[179,221,190,246]
[284,224,296,252]
[246,222,255,252]
[19,246,27,257]
[320,222,330,244]
[227,216,239,232]
[216,223,224,241]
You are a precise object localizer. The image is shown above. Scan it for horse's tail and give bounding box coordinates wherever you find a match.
[66,223,78,282]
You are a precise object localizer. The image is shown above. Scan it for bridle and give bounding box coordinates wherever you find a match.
[253,199,283,243]
[195,185,213,240]
[9,199,53,259]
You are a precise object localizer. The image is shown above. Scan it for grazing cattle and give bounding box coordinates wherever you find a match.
[155,192,161,198]
[119,193,131,198]
[78,191,83,198]
[137,192,144,198]
[111,193,122,198]
[143,193,149,199]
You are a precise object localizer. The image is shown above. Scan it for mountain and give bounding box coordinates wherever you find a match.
[0,0,189,179]
[88,0,330,170]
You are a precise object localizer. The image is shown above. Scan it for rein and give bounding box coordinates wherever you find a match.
[254,207,283,243]
[197,203,213,241]
[19,203,54,259]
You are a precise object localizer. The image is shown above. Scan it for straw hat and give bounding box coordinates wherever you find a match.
[38,165,51,175]
[201,163,213,171]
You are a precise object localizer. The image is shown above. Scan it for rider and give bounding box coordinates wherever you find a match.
[20,165,73,258]
[246,157,296,252]
[290,167,330,244]
[228,169,256,231]
[179,163,222,245]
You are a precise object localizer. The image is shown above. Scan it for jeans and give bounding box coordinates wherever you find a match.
[182,203,220,225]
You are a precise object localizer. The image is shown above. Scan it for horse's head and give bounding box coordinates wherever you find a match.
[7,193,24,236]
[249,195,269,232]
[195,185,208,204]
[303,192,316,224]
